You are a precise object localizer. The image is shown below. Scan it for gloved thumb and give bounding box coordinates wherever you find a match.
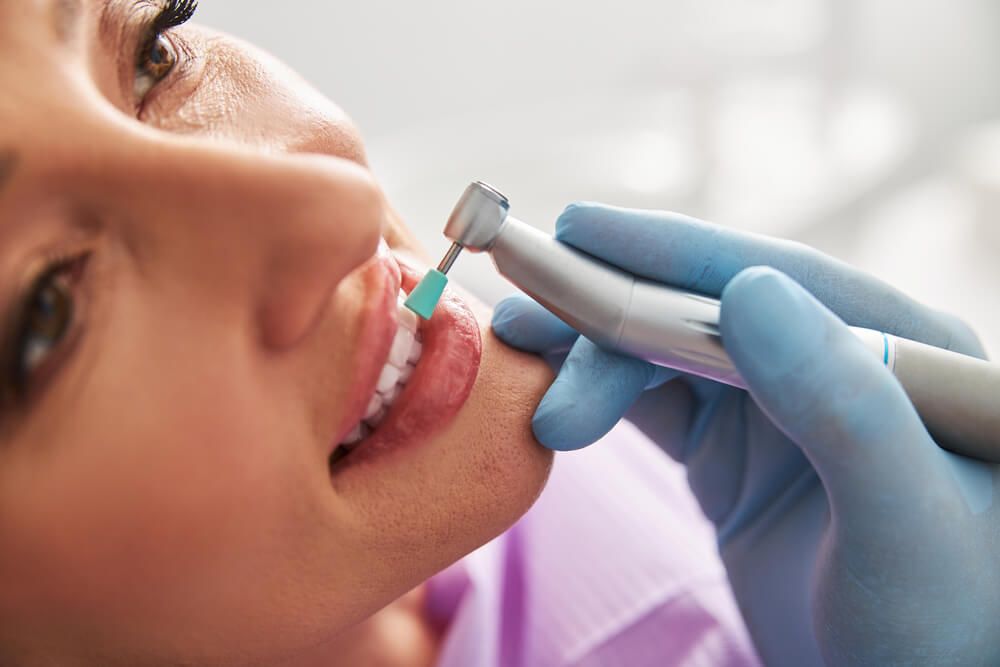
[720,267,949,522]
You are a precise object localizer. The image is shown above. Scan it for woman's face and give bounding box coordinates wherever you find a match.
[0,1,553,664]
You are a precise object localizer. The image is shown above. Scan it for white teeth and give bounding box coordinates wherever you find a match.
[376,363,402,394]
[407,340,422,365]
[342,423,365,445]
[364,394,384,420]
[367,406,389,428]
[337,290,427,450]
[399,362,415,383]
[398,303,419,333]
[388,326,415,368]
[380,384,402,405]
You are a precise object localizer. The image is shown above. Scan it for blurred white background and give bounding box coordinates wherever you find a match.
[198,0,1000,353]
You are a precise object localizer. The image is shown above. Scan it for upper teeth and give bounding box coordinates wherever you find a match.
[340,291,423,447]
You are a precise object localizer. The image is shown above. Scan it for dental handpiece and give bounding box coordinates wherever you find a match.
[415,181,1000,463]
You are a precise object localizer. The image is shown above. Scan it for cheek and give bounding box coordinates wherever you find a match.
[0,319,325,641]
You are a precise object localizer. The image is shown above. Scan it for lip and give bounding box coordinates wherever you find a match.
[330,248,483,472]
[332,240,402,446]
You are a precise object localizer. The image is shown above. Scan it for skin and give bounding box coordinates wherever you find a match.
[0,1,554,665]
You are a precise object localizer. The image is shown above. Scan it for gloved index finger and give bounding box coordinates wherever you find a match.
[555,202,984,357]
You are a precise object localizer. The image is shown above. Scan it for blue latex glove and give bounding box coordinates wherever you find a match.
[491,203,1000,667]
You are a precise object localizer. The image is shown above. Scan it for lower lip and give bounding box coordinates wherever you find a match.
[330,261,483,473]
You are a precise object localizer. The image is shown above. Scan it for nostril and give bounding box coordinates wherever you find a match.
[241,152,385,350]
[256,231,383,351]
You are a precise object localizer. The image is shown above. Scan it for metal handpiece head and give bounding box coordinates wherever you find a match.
[443,181,511,252]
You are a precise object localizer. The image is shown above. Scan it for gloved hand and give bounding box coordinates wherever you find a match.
[491,203,1000,667]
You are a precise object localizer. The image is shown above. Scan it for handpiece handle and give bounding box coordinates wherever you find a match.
[892,336,1000,461]
[490,216,743,385]
[489,216,1000,462]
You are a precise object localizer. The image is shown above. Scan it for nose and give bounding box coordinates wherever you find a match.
[87,130,385,350]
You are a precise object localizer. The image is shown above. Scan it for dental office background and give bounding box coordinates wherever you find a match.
[200,0,1000,354]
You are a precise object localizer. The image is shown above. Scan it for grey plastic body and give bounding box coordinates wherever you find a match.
[445,182,1000,462]
[490,219,747,387]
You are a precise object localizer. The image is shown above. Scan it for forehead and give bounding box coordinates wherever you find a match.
[0,0,82,81]
[0,0,67,38]
[0,1,50,160]
[0,1,58,144]
[0,0,115,127]
[0,0,120,65]
[0,0,122,221]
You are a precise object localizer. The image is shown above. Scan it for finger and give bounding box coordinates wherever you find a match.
[491,294,578,354]
[622,379,699,462]
[532,338,677,451]
[555,203,984,357]
[493,294,691,389]
[719,267,952,519]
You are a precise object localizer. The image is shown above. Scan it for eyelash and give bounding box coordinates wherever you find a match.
[4,252,90,404]
[149,0,199,36]
[133,0,199,107]
[0,3,200,412]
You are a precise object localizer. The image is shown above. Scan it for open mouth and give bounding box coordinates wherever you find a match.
[327,252,482,477]
[329,288,424,466]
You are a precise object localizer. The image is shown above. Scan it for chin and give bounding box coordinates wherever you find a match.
[407,326,555,579]
[457,322,556,528]
[339,206,554,573]
[439,293,557,526]
[325,287,553,602]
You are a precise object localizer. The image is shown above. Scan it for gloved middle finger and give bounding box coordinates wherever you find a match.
[531,337,680,451]
[492,294,578,353]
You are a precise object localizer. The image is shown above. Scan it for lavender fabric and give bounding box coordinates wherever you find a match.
[426,423,761,667]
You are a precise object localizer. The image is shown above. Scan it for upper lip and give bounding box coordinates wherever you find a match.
[333,240,402,449]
